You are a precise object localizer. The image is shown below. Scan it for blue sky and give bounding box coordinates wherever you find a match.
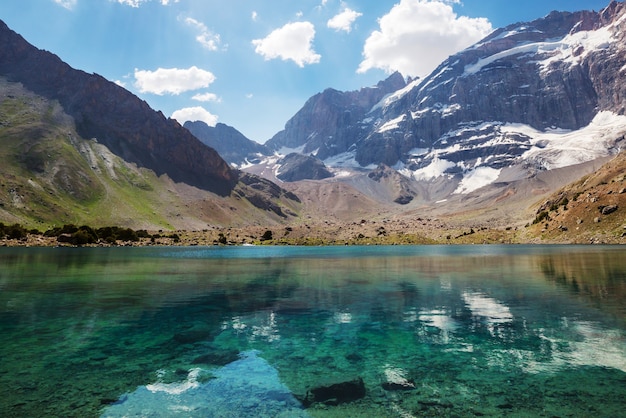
[0,0,613,143]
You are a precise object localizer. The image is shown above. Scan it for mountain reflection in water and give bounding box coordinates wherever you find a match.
[0,245,624,417]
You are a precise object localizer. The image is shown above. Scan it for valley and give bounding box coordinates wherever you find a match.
[2,2,626,245]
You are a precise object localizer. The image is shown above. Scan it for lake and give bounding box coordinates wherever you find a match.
[1,245,625,417]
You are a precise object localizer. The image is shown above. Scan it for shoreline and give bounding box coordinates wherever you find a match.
[2,224,625,247]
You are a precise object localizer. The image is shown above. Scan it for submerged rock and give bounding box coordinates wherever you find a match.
[302,378,366,406]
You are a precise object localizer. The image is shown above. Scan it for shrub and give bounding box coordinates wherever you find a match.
[0,223,28,240]
[71,230,93,246]
[260,230,273,241]
[116,228,139,242]
[136,229,151,238]
[533,211,551,225]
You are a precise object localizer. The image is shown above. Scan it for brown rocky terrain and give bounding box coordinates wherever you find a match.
[4,151,626,248]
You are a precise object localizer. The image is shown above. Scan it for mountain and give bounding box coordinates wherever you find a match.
[252,1,626,204]
[184,121,271,167]
[0,19,236,196]
[265,72,407,159]
[275,153,333,182]
[0,19,300,229]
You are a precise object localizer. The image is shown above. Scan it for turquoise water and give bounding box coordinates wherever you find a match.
[1,245,625,417]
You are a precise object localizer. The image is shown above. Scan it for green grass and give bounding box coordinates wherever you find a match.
[0,79,176,230]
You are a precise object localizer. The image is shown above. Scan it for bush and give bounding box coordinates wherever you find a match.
[116,228,139,242]
[71,230,93,246]
[0,223,28,240]
[136,229,151,238]
[260,230,273,241]
[533,211,551,225]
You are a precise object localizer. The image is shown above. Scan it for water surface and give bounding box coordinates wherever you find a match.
[1,245,625,417]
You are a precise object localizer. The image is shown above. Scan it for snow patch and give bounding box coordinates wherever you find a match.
[411,157,456,181]
[371,78,422,112]
[324,151,377,169]
[506,111,626,170]
[377,114,406,133]
[465,19,617,76]
[454,166,501,194]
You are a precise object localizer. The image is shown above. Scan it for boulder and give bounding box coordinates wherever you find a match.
[302,378,366,407]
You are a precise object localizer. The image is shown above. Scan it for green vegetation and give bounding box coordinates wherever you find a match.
[0,222,29,240]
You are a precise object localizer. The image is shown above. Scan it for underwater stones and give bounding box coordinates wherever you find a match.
[382,380,415,391]
[302,378,366,406]
[382,367,416,391]
[172,326,213,344]
[191,349,239,366]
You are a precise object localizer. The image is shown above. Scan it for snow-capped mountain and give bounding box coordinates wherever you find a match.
[251,1,626,201]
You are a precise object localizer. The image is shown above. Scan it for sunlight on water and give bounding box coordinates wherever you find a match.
[0,245,625,417]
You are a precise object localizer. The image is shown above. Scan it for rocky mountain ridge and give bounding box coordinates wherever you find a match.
[0,19,237,196]
[245,1,626,208]
[0,19,301,229]
[184,121,271,168]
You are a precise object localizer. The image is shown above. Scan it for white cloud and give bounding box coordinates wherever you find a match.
[252,11,258,21]
[134,66,216,95]
[183,17,222,51]
[53,0,77,10]
[171,107,218,126]
[114,0,178,6]
[115,0,146,6]
[358,0,492,77]
[327,7,362,33]
[192,92,221,103]
[252,21,321,67]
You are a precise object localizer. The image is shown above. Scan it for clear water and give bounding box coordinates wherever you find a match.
[1,245,625,417]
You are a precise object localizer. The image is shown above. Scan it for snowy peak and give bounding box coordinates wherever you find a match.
[248,3,626,203]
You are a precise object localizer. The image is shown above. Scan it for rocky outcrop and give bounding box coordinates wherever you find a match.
[367,164,416,204]
[301,378,366,407]
[184,121,271,167]
[266,72,406,159]
[234,172,300,218]
[276,153,333,182]
[0,20,236,196]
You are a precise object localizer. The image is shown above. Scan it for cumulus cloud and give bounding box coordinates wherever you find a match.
[192,92,221,103]
[53,0,77,10]
[252,21,321,67]
[358,0,492,77]
[183,17,222,51]
[327,7,362,33]
[115,0,178,6]
[134,66,216,95]
[171,107,218,126]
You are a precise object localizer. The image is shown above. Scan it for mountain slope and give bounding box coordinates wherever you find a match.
[266,72,407,159]
[0,77,302,230]
[0,19,236,196]
[361,1,626,171]
[184,121,271,167]
[253,1,626,207]
[0,20,302,229]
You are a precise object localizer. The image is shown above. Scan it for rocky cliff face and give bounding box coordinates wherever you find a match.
[260,2,626,198]
[265,72,407,160]
[276,153,333,182]
[184,121,271,167]
[0,20,237,196]
[358,1,626,168]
